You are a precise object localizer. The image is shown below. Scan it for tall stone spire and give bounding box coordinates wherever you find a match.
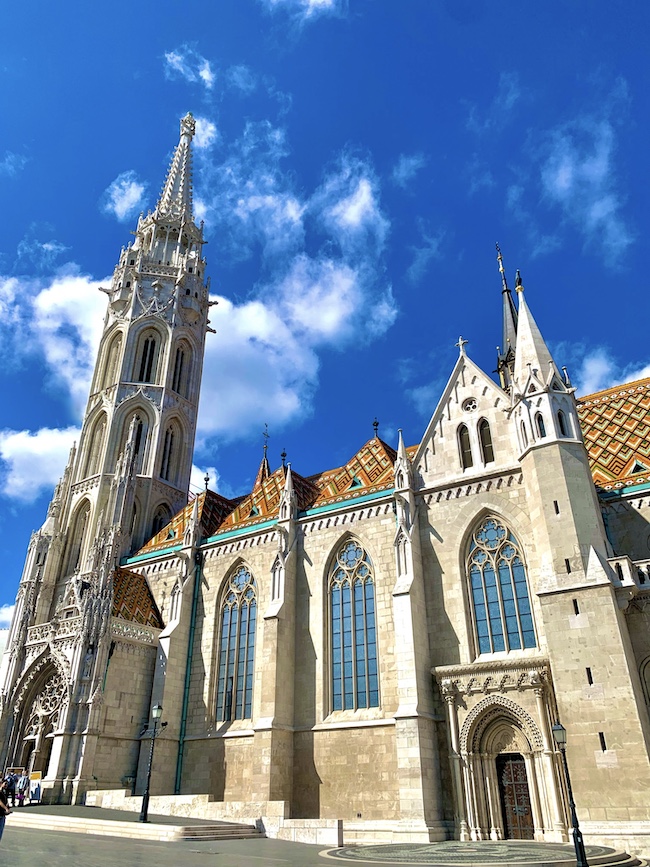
[156,113,196,219]
[513,274,561,387]
[495,243,518,390]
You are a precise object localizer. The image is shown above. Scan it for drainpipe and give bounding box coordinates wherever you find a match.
[174,549,202,794]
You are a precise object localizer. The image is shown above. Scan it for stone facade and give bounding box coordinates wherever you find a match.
[3,116,650,857]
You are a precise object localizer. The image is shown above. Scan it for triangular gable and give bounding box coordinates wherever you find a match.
[414,352,507,469]
[112,567,164,628]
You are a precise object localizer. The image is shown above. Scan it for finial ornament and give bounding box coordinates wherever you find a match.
[180,112,196,140]
[281,449,287,468]
[263,423,270,456]
[204,472,209,491]
[373,418,379,438]
[456,336,469,355]
[496,242,509,293]
[515,269,524,293]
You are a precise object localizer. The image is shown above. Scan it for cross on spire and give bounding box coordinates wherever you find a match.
[456,336,469,355]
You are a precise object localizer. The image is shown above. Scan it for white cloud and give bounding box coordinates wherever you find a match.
[391,153,426,189]
[0,605,14,628]
[194,117,218,150]
[16,237,68,272]
[164,46,214,90]
[0,426,78,503]
[32,272,108,414]
[260,0,345,21]
[540,116,633,260]
[0,152,28,177]
[102,171,147,222]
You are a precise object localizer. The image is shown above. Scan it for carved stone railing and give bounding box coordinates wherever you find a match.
[26,616,83,646]
[110,618,159,645]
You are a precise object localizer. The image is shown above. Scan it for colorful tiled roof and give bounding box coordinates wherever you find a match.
[112,567,163,628]
[134,437,400,556]
[139,489,237,554]
[577,376,650,490]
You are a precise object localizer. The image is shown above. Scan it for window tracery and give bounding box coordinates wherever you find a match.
[329,539,379,711]
[467,516,536,655]
[216,565,257,721]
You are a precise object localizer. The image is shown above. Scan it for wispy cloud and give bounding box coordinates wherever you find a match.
[194,116,218,150]
[466,72,522,135]
[101,171,147,222]
[164,45,214,90]
[259,0,346,22]
[0,152,28,177]
[0,604,14,628]
[15,229,68,273]
[226,65,257,95]
[466,154,496,196]
[391,153,426,189]
[539,112,633,260]
[406,221,444,284]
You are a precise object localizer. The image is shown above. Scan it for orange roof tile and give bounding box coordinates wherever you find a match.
[112,567,163,628]
[577,376,650,490]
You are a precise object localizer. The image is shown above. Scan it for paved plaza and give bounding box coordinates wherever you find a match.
[0,819,624,867]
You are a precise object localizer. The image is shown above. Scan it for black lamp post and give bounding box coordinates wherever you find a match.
[139,703,164,823]
[552,721,589,867]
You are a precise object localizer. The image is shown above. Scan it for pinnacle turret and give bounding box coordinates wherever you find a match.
[512,277,561,387]
[156,112,196,220]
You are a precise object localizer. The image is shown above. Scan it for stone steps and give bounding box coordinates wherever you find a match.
[7,811,264,843]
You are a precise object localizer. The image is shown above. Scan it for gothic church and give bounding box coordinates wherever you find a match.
[3,115,650,855]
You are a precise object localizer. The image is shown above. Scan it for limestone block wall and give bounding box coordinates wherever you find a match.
[94,639,156,787]
[420,481,546,668]
[539,583,650,824]
[293,724,399,820]
[181,732,254,800]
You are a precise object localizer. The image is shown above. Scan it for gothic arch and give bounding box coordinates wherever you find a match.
[640,655,650,709]
[170,337,194,398]
[157,414,187,487]
[63,498,92,576]
[130,322,168,385]
[97,328,124,391]
[459,694,544,755]
[81,411,108,478]
[112,400,156,474]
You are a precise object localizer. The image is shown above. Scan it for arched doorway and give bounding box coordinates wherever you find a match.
[496,752,534,840]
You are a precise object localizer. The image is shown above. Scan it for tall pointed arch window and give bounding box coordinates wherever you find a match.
[83,413,107,477]
[100,332,122,390]
[65,500,91,575]
[216,566,257,721]
[478,419,495,464]
[535,413,546,439]
[557,410,568,437]
[134,331,161,384]
[171,341,192,398]
[458,424,473,470]
[329,540,379,711]
[160,424,177,483]
[467,516,536,655]
[119,412,148,474]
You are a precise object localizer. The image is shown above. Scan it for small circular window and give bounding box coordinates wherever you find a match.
[462,397,478,412]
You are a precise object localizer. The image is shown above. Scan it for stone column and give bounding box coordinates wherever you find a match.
[533,685,566,838]
[442,681,470,841]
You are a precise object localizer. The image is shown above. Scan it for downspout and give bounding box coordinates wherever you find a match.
[174,548,202,794]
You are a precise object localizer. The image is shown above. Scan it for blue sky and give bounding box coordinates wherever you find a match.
[1,0,649,621]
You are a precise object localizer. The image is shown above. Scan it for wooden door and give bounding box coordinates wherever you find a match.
[496,753,534,840]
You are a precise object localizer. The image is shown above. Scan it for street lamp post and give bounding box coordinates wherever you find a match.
[552,721,589,867]
[139,703,164,823]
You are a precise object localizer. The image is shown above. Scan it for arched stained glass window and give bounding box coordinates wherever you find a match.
[467,516,536,655]
[330,540,379,711]
[216,566,257,721]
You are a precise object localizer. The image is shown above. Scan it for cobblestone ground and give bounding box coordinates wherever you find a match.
[325,840,613,863]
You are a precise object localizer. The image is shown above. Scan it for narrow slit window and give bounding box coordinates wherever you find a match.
[535,412,546,438]
[586,667,593,685]
[565,558,571,574]
[458,424,473,469]
[573,599,580,615]
[478,419,495,464]
[599,731,607,751]
[557,410,568,437]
